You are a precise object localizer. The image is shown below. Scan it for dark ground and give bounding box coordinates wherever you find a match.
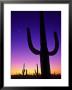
[11,74,61,79]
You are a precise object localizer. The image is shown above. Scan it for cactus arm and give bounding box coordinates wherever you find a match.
[48,32,59,56]
[27,28,40,55]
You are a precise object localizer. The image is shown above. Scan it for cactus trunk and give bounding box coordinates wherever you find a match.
[40,11,50,78]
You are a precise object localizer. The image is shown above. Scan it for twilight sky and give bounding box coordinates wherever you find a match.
[11,11,61,75]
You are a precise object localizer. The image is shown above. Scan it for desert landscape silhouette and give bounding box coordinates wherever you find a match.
[11,11,61,79]
[11,63,61,79]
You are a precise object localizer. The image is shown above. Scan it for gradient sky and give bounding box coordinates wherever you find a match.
[11,11,61,75]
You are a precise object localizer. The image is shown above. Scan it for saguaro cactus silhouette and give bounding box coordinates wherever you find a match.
[36,64,38,76]
[22,64,25,76]
[27,11,59,78]
[26,69,27,76]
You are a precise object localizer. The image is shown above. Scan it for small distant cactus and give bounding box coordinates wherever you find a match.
[36,64,38,76]
[26,69,27,75]
[22,64,25,75]
[34,69,36,75]
[34,64,39,76]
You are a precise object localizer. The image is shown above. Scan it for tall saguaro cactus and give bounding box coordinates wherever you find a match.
[27,11,59,78]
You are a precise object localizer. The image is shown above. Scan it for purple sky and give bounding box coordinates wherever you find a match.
[11,11,61,75]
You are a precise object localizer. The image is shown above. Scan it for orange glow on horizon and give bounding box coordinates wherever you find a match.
[11,67,61,75]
